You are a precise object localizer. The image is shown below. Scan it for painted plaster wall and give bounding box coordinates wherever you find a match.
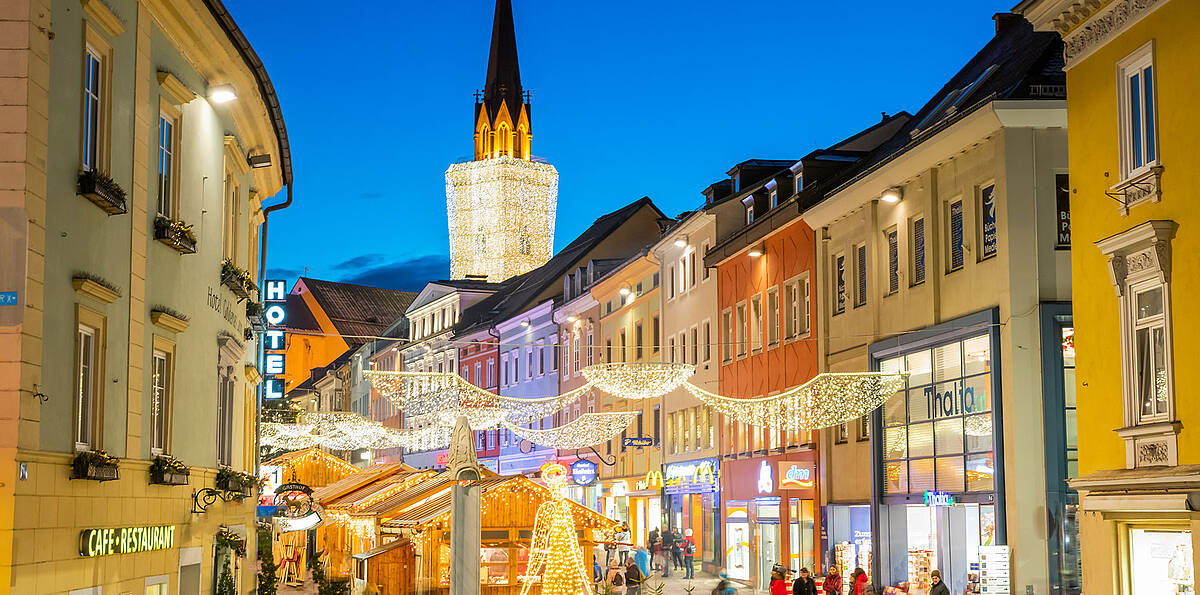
[497,302,558,475]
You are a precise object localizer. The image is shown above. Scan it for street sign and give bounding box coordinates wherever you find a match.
[0,292,16,305]
[623,437,654,448]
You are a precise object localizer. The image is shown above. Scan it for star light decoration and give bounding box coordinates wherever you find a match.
[446,155,558,282]
[684,372,909,431]
[501,412,639,450]
[519,463,594,595]
[259,412,451,451]
[581,362,696,400]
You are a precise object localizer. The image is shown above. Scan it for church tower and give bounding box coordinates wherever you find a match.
[446,0,558,282]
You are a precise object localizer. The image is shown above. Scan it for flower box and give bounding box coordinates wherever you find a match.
[215,468,256,497]
[149,455,190,486]
[154,217,197,254]
[151,470,189,486]
[220,261,256,301]
[77,170,128,215]
[71,451,120,482]
[246,302,266,331]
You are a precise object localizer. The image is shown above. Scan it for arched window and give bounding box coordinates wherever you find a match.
[516,126,527,159]
[498,124,510,156]
[479,124,490,158]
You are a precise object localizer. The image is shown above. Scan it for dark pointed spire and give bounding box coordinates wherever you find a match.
[482,0,523,121]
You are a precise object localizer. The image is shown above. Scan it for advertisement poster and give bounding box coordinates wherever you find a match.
[725,505,751,581]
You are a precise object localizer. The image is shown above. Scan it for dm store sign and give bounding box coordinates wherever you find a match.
[262,280,288,399]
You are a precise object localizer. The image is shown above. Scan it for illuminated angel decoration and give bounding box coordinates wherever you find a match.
[519,463,593,595]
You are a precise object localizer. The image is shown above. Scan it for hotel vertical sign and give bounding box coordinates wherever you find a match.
[263,280,287,399]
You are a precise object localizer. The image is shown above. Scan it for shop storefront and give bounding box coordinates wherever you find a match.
[600,476,661,548]
[824,504,872,591]
[664,457,721,571]
[721,454,818,590]
[869,311,1004,594]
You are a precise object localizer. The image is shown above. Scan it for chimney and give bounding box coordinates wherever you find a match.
[993,12,1024,35]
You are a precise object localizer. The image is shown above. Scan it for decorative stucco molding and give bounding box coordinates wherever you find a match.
[1061,0,1168,68]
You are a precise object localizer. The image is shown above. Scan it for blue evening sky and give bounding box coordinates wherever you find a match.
[228,1,1014,291]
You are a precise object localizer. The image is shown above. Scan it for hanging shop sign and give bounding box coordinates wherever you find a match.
[778,462,815,489]
[262,279,288,399]
[571,459,598,487]
[278,506,325,533]
[623,436,654,448]
[80,525,175,557]
[273,481,323,532]
[663,458,719,495]
[981,184,997,258]
[924,490,956,507]
[1055,173,1071,249]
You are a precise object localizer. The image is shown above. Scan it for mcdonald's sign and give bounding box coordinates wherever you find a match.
[637,469,664,491]
[663,458,720,495]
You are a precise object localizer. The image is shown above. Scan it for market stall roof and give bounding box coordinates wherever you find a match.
[379,474,617,530]
[324,471,435,510]
[352,538,410,561]
[312,462,415,504]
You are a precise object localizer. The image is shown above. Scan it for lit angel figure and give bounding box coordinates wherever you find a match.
[519,463,593,595]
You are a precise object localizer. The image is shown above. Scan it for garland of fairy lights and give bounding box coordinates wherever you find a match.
[581,362,696,400]
[500,412,639,450]
[683,372,909,431]
[364,370,595,426]
[259,412,452,451]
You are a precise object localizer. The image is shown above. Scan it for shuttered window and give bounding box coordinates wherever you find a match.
[887,229,900,294]
[912,218,926,284]
[949,200,965,272]
[855,244,868,307]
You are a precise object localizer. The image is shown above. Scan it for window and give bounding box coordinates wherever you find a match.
[746,204,755,225]
[769,189,778,209]
[462,364,470,383]
[487,360,495,387]
[1132,283,1168,422]
[691,326,699,364]
[857,415,870,442]
[833,254,846,315]
[475,362,483,386]
[721,309,733,362]
[1118,43,1158,179]
[766,288,780,346]
[886,228,900,295]
[156,109,179,217]
[81,36,110,173]
[223,174,240,262]
[572,335,580,375]
[635,322,644,360]
[587,330,594,366]
[75,320,101,451]
[619,329,627,363]
[980,184,998,260]
[749,294,763,352]
[854,244,868,307]
[703,321,712,362]
[948,199,965,272]
[669,266,675,299]
[527,347,535,379]
[689,250,697,288]
[911,217,927,285]
[783,274,810,338]
[835,423,849,444]
[501,354,508,385]
[653,404,661,445]
[668,337,676,363]
[736,302,748,357]
[701,242,711,280]
[216,367,234,466]
[651,314,660,354]
[150,342,174,454]
[679,256,689,294]
[606,339,613,363]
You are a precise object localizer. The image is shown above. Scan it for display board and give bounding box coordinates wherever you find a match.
[978,545,1011,594]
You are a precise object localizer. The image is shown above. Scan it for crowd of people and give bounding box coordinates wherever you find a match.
[594,524,955,595]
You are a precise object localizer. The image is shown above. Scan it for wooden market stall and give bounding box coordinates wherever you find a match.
[322,470,617,595]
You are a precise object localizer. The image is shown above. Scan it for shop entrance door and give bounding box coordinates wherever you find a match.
[757,523,779,590]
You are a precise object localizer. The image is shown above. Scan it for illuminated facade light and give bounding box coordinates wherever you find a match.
[748,246,763,257]
[209,84,236,103]
[881,186,903,203]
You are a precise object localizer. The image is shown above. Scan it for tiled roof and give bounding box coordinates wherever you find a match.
[296,278,418,343]
[455,196,666,334]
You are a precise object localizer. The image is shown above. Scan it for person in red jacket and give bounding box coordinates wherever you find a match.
[822,565,842,595]
[769,564,791,595]
[850,568,869,595]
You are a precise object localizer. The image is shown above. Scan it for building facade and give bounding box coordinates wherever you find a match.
[0,0,291,592]
[805,15,1070,593]
[496,300,560,475]
[1018,1,1199,593]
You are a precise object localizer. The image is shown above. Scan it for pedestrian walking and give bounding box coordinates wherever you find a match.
[625,555,644,595]
[606,558,627,594]
[648,528,661,572]
[929,569,950,595]
[660,528,676,577]
[769,564,790,595]
[670,528,684,570]
[850,567,869,595]
[821,565,842,595]
[617,523,632,564]
[792,567,817,595]
[682,528,697,579]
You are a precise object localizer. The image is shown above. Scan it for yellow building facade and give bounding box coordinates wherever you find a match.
[1019,0,1200,592]
[0,0,290,592]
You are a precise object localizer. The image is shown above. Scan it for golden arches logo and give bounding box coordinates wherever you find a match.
[692,463,716,485]
[644,470,664,490]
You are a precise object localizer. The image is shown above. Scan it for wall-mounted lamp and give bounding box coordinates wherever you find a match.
[748,245,764,258]
[209,84,237,103]
[520,319,531,327]
[567,315,578,323]
[880,187,903,204]
[248,154,273,169]
[673,235,688,248]
[618,286,631,296]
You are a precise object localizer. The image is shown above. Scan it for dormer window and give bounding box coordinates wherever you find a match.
[769,189,778,209]
[746,204,755,225]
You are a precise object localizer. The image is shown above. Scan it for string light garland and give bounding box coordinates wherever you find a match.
[260,412,452,451]
[446,156,558,282]
[364,370,595,426]
[581,362,696,400]
[684,372,908,430]
[500,412,638,449]
[519,463,594,595]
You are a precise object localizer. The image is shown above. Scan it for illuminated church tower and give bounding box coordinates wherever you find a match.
[446,0,558,281]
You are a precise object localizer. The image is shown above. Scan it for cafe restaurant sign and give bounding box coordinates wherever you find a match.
[663,458,719,495]
[80,525,174,557]
[262,280,288,399]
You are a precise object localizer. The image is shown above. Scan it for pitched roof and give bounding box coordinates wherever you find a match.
[379,474,617,529]
[295,278,418,343]
[481,0,524,125]
[454,196,667,334]
[312,462,414,504]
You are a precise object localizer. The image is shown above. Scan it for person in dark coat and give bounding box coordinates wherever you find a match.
[660,529,676,577]
[624,556,644,595]
[929,569,951,595]
[670,528,684,569]
[792,567,817,595]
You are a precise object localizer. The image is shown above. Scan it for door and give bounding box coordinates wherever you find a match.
[178,564,201,595]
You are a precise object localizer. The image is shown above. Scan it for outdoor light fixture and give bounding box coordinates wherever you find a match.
[881,187,903,203]
[566,315,578,323]
[618,285,631,296]
[748,245,764,257]
[209,84,237,103]
[247,154,273,168]
[673,236,688,248]
[521,319,531,327]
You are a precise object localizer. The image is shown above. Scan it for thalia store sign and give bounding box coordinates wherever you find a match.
[262,280,287,399]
